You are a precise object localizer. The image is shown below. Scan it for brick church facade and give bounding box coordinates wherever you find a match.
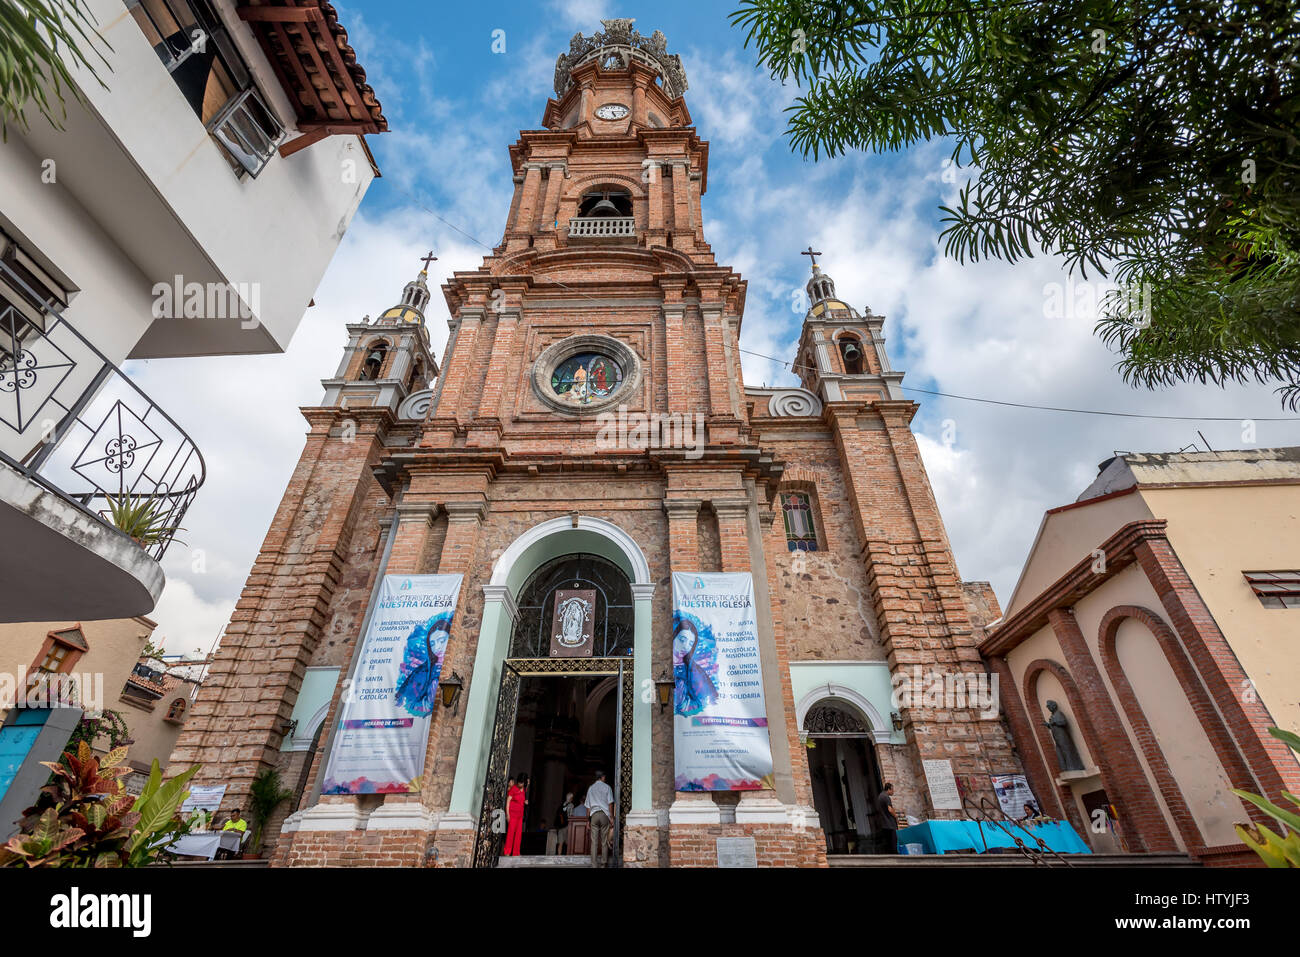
[169,20,1022,867]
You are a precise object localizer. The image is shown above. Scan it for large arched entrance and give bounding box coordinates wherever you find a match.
[476,554,635,864]
[443,516,653,869]
[801,698,887,855]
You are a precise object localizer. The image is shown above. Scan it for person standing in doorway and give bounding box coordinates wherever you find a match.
[505,774,527,857]
[876,782,899,853]
[554,791,575,855]
[583,770,614,867]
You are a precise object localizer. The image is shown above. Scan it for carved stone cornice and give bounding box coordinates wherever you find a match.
[663,498,702,520]
[443,500,488,524]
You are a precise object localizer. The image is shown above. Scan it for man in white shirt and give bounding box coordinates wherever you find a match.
[583,770,614,867]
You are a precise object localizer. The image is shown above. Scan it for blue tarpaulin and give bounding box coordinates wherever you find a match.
[897,819,1091,855]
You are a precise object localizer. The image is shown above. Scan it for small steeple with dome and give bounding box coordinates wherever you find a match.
[318,253,441,414]
[793,246,904,403]
[376,252,436,324]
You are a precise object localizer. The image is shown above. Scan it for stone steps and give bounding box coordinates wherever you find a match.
[161,858,272,868]
[496,854,594,868]
[828,853,1200,867]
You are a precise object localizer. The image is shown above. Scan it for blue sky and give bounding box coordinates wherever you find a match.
[128,0,1300,654]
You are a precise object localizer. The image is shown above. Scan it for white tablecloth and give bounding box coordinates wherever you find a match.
[168,830,243,860]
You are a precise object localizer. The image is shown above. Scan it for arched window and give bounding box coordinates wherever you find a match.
[781,491,819,551]
[510,554,634,658]
[166,698,186,722]
[406,359,424,393]
[838,335,865,374]
[359,340,388,381]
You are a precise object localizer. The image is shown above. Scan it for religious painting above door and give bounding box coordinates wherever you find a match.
[549,588,596,657]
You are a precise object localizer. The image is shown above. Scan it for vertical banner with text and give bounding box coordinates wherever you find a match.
[672,572,774,791]
[321,574,463,794]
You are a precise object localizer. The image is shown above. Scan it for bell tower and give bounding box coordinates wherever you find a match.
[496,18,711,259]
[793,248,905,405]
[323,257,440,415]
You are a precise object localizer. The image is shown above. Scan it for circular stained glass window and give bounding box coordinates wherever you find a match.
[550,352,624,405]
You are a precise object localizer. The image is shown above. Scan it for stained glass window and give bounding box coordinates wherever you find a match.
[550,352,623,405]
[782,492,818,551]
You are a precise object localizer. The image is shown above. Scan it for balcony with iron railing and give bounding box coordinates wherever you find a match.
[0,260,205,622]
[567,217,637,239]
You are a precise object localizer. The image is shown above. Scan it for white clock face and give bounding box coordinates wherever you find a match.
[595,103,629,120]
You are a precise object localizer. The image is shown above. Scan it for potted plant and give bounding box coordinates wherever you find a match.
[246,767,294,858]
[103,491,185,548]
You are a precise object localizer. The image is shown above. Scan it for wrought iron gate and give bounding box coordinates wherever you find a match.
[472,661,522,868]
[472,656,633,868]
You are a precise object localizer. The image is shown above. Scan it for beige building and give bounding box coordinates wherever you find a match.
[0,617,156,724]
[115,655,204,792]
[983,448,1300,865]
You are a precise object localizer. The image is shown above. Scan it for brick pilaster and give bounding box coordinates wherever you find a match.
[1135,539,1300,795]
[1047,608,1178,851]
[168,408,392,817]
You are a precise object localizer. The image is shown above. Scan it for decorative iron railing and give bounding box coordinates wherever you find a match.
[568,216,636,238]
[0,260,205,561]
[958,791,1075,866]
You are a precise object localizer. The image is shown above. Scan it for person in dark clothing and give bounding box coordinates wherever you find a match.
[876,782,899,853]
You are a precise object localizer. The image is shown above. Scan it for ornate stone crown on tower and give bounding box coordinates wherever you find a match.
[553,18,689,99]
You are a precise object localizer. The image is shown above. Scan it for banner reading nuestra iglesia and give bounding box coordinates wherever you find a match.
[672,572,774,790]
[321,574,463,794]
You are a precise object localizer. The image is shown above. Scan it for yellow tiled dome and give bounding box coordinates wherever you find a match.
[378,304,423,323]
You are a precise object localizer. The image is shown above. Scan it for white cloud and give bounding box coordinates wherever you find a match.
[124,14,1300,654]
[149,576,234,658]
[547,0,612,28]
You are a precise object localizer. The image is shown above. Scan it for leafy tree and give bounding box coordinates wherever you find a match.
[731,0,1300,406]
[1233,727,1300,867]
[0,0,110,138]
[0,742,199,867]
[247,766,294,855]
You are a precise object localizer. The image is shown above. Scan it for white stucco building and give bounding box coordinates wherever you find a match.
[0,0,387,621]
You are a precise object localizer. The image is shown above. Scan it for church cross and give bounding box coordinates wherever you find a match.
[419,251,438,270]
[801,246,822,268]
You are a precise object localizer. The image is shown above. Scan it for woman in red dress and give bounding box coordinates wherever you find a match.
[504,773,527,856]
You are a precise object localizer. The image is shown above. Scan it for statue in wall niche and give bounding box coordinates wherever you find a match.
[1044,700,1084,772]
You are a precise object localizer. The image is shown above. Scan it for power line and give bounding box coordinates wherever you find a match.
[736,345,1300,421]
[386,184,1300,425]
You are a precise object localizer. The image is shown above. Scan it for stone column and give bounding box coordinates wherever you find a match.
[662,302,688,415]
[423,308,483,437]
[669,160,691,248]
[437,582,518,867]
[512,163,545,236]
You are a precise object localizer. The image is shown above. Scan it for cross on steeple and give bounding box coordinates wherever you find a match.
[419,251,438,271]
[801,246,822,269]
